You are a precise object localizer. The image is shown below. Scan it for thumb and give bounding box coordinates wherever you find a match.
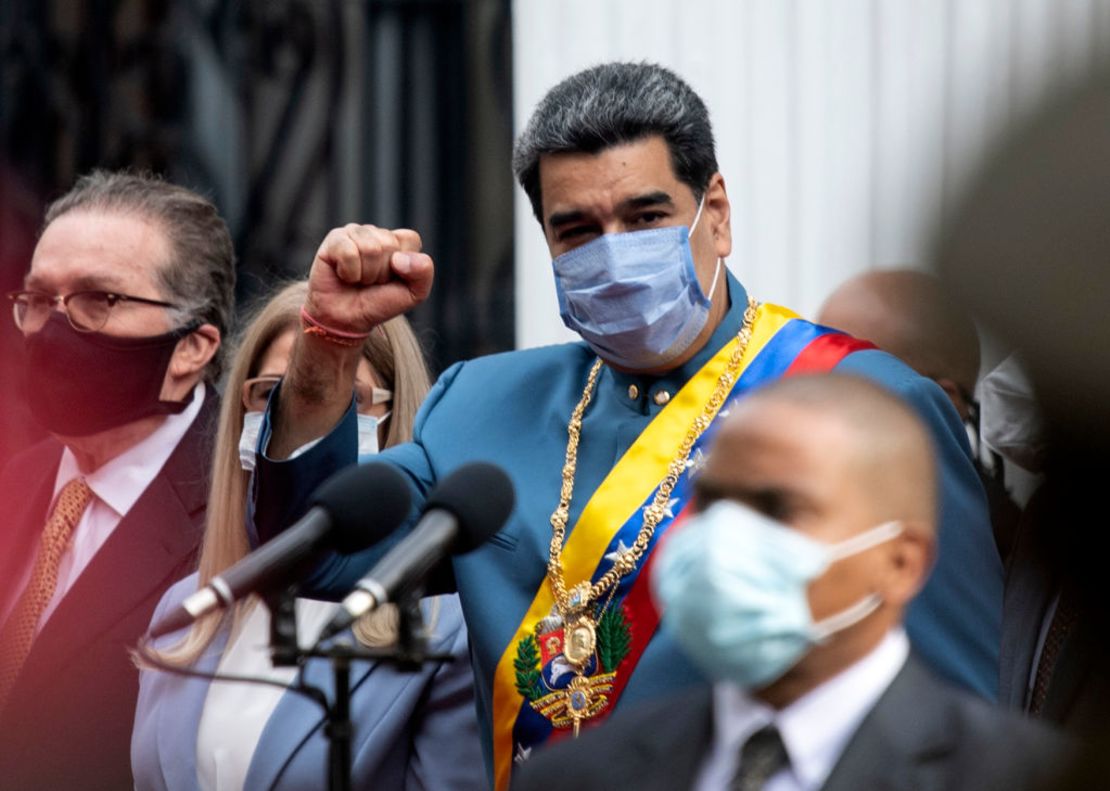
[392,251,435,302]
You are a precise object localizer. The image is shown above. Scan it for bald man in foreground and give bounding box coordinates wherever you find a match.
[516,375,1065,791]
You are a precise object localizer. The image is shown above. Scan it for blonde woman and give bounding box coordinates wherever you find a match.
[132,282,484,791]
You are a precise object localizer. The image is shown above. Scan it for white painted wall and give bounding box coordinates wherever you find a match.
[512,0,1110,349]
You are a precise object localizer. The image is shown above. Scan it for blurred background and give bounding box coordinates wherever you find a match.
[1,0,514,468]
[4,0,1110,473]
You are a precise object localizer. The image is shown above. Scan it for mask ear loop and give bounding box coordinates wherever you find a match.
[824,520,903,563]
[810,520,904,643]
[706,258,724,302]
[689,194,707,235]
[689,194,724,304]
[810,594,884,642]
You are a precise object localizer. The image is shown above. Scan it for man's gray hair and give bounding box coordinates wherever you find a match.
[43,170,236,381]
[512,62,718,223]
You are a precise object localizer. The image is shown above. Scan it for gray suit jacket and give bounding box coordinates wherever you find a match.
[513,657,1069,791]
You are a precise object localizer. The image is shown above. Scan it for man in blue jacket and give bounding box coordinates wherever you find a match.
[253,62,1001,790]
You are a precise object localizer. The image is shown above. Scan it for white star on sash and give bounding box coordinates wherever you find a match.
[685,448,707,476]
[644,497,681,521]
[716,397,740,421]
[513,744,532,765]
[604,539,632,564]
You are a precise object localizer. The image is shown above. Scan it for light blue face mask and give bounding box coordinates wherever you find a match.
[552,198,723,370]
[652,500,903,689]
[238,410,389,471]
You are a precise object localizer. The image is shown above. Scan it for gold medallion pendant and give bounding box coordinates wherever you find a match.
[517,603,623,737]
[563,617,596,669]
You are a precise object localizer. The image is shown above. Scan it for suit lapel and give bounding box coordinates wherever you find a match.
[821,658,955,791]
[156,623,229,791]
[1039,616,1094,723]
[999,517,1056,708]
[18,393,215,692]
[245,650,385,791]
[0,442,61,616]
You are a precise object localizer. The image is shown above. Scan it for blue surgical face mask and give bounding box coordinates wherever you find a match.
[237,410,390,471]
[239,411,266,472]
[356,411,390,457]
[552,198,723,370]
[653,500,903,689]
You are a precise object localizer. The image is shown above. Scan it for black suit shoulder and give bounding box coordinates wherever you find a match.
[0,391,218,791]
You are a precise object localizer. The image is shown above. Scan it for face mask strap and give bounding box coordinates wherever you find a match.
[689,194,723,305]
[689,194,707,236]
[825,520,903,563]
[706,258,724,303]
[811,593,884,642]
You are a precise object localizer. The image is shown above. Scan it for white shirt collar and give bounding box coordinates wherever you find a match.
[709,628,910,791]
[53,382,206,515]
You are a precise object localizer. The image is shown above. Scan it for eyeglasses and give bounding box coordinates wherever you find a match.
[241,374,392,414]
[7,289,180,333]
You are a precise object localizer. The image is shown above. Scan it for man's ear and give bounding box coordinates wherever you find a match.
[704,172,732,260]
[882,525,935,606]
[162,324,220,399]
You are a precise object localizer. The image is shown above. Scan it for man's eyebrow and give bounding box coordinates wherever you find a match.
[618,191,674,212]
[24,272,126,293]
[546,191,676,230]
[547,209,587,229]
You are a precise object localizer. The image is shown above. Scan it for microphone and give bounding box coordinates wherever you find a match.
[148,461,411,639]
[317,461,515,641]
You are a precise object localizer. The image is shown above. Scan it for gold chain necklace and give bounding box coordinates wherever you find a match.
[542,297,759,731]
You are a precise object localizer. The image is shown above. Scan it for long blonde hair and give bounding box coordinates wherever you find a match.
[157,280,431,665]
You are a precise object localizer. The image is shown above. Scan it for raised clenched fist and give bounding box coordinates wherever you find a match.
[304,224,434,334]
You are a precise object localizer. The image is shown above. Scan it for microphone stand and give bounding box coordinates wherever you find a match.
[264,583,302,667]
[262,584,453,791]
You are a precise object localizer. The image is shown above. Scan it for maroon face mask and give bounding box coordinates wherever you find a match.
[24,311,199,437]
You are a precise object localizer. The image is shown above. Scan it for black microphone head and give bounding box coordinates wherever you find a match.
[425,461,515,553]
[309,461,412,554]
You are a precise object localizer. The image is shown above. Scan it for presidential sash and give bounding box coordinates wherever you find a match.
[492,306,875,790]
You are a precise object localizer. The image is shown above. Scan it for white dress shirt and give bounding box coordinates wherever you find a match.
[695,628,910,791]
[0,384,204,632]
[195,597,339,791]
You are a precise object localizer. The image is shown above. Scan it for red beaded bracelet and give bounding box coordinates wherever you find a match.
[300,305,373,347]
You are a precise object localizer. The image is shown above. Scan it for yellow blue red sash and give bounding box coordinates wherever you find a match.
[492,306,875,790]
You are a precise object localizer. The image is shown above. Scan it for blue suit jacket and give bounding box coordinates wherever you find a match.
[131,575,485,791]
[252,274,1002,780]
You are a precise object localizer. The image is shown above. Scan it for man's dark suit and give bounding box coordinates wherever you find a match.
[0,392,216,791]
[514,657,1068,791]
[999,487,1110,732]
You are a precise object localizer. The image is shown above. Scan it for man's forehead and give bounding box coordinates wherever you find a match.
[27,210,167,291]
[707,402,849,471]
[538,137,689,211]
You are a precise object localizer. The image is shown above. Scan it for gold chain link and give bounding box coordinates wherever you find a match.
[546,297,760,615]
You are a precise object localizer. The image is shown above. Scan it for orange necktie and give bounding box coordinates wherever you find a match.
[0,478,93,712]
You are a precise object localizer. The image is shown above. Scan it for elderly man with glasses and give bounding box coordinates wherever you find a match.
[0,170,235,790]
